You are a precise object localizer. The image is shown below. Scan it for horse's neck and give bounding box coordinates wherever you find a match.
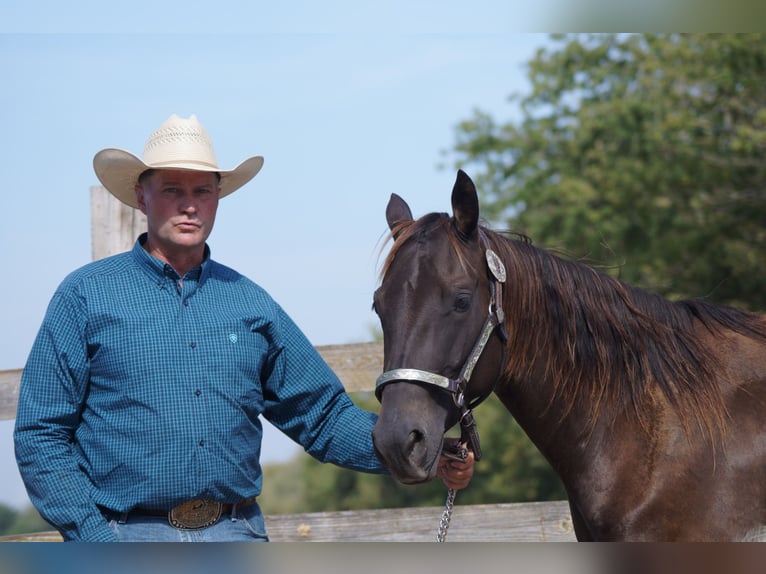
[494,368,637,480]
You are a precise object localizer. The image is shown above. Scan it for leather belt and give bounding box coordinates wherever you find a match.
[103,496,258,531]
[133,496,258,517]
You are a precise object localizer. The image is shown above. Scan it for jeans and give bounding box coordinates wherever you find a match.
[104,501,269,542]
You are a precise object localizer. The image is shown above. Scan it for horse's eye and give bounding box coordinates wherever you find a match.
[453,293,472,312]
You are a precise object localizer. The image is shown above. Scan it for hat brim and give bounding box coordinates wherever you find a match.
[93,148,264,208]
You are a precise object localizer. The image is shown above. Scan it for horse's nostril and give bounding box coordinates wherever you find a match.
[409,429,424,444]
[406,428,425,458]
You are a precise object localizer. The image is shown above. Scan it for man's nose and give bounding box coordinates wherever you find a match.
[179,196,197,213]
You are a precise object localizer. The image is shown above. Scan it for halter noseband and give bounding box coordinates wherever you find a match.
[375,235,507,461]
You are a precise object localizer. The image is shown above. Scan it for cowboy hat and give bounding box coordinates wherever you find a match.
[93,114,264,208]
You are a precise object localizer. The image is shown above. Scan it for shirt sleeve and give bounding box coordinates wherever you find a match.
[14,284,118,542]
[260,306,388,474]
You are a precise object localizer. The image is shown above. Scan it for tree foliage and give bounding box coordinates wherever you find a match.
[262,34,766,516]
[453,33,766,309]
[0,504,51,536]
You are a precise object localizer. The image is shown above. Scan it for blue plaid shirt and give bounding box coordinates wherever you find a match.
[14,235,385,541]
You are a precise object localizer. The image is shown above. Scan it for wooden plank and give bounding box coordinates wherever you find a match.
[316,341,382,393]
[0,531,63,542]
[0,500,575,542]
[0,343,383,421]
[0,369,21,421]
[90,186,146,260]
[264,500,575,542]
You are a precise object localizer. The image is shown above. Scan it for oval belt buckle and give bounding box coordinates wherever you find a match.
[168,499,223,530]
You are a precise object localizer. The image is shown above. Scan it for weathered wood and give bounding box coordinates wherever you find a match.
[1,342,575,544]
[0,531,63,542]
[264,500,575,542]
[0,500,574,542]
[90,185,146,260]
[0,369,21,421]
[0,343,383,421]
[316,342,383,393]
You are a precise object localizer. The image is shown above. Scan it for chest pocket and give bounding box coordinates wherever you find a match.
[198,318,274,407]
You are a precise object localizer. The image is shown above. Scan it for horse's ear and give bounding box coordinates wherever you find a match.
[386,193,413,238]
[451,169,479,240]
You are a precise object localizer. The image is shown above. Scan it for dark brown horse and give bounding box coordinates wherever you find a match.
[371,170,766,541]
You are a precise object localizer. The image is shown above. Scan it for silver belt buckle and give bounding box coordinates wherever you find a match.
[168,499,223,530]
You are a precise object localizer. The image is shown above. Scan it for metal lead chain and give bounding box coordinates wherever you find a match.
[436,488,457,543]
[436,441,467,542]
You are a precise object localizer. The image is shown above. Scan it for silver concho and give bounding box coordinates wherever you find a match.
[485,249,506,283]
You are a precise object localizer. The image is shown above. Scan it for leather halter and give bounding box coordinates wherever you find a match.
[375,235,508,461]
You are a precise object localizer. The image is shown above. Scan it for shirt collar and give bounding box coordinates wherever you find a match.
[132,233,211,286]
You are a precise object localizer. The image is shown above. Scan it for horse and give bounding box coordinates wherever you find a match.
[370,169,766,541]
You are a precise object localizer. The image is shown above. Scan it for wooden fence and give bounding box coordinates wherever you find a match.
[0,343,575,542]
[0,188,574,542]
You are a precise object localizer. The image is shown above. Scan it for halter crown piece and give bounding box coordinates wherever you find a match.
[375,237,507,461]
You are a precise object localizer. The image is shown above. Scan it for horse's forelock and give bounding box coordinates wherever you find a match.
[380,213,472,280]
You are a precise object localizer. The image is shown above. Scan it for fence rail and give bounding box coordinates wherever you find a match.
[0,500,575,542]
[0,342,382,422]
[0,341,573,542]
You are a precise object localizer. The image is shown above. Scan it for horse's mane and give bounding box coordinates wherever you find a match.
[383,214,766,442]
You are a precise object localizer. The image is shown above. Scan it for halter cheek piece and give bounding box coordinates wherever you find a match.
[375,237,508,462]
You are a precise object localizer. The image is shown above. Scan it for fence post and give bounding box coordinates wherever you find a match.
[89,186,146,260]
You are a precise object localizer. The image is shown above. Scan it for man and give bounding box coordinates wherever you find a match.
[14,114,474,542]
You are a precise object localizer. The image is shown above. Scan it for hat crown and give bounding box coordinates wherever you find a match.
[142,114,219,170]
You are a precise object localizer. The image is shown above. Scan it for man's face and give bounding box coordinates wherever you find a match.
[135,169,220,259]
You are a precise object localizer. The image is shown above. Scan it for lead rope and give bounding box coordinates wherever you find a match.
[435,444,468,542]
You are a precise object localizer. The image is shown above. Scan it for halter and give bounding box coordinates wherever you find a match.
[375,234,508,461]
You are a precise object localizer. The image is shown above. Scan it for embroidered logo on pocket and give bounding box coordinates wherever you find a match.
[228,333,238,344]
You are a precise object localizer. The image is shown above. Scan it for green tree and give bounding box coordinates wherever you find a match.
[0,504,52,536]
[0,504,15,534]
[453,33,766,310]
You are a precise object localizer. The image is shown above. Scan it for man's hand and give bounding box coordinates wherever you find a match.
[436,439,475,490]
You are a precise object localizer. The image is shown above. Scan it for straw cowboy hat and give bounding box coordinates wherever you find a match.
[93,114,264,208]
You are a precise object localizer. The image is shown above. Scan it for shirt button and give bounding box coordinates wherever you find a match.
[190,342,196,348]
[199,440,205,447]
[183,300,189,307]
[195,390,201,396]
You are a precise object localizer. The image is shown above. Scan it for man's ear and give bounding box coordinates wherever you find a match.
[135,184,148,214]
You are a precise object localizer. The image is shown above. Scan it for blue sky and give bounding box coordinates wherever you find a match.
[0,4,550,510]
